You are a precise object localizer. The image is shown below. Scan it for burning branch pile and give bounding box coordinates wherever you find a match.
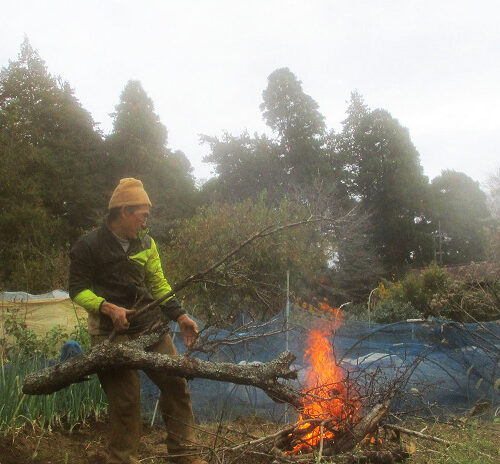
[276,311,399,460]
[285,309,361,455]
[219,309,409,463]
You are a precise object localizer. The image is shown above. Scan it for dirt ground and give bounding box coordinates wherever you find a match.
[0,418,171,464]
[0,416,499,464]
[0,416,278,464]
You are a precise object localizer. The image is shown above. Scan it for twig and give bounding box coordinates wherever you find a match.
[187,327,284,355]
[193,279,239,288]
[225,424,296,452]
[383,423,455,446]
[224,419,326,452]
[318,421,326,461]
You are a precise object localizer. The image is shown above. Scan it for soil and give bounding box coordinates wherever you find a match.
[0,418,172,464]
[0,415,282,464]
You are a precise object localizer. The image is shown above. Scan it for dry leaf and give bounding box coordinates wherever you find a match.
[405,440,417,454]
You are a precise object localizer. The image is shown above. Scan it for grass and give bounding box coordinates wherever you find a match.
[0,353,107,432]
[0,393,498,463]
[0,304,107,432]
[198,416,500,464]
[392,417,500,464]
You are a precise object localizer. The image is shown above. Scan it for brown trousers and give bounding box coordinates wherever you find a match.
[92,333,196,464]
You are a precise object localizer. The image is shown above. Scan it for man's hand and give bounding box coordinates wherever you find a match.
[100,302,136,332]
[177,314,199,348]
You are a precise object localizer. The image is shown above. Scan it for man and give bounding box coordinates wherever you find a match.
[69,178,206,464]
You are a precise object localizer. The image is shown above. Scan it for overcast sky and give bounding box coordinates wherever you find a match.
[2,0,499,186]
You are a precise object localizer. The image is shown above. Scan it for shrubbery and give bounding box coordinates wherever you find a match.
[162,194,330,322]
[369,263,499,322]
[428,279,500,322]
[1,307,90,361]
[344,301,421,323]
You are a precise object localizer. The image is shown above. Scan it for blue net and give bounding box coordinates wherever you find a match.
[7,290,497,422]
[139,313,500,422]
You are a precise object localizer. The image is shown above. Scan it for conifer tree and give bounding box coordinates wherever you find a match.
[105,80,197,237]
[261,67,327,188]
[430,170,489,264]
[335,94,431,272]
[0,38,105,290]
[203,68,332,203]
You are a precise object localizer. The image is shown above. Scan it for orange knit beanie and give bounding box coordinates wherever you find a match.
[108,178,152,209]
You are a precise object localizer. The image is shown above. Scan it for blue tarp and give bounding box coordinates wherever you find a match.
[0,289,70,301]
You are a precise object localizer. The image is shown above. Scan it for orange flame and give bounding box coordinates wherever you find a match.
[289,306,359,454]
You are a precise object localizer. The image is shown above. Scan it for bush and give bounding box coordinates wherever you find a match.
[162,195,330,322]
[344,300,421,323]
[371,263,499,322]
[375,263,450,314]
[370,300,422,323]
[429,279,500,322]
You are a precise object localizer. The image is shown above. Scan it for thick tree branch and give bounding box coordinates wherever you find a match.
[332,399,392,453]
[22,330,301,408]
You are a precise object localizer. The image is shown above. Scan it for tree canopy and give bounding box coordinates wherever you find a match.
[203,68,332,203]
[344,106,429,270]
[162,195,330,322]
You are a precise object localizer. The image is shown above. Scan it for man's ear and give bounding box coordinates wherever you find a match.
[119,206,128,219]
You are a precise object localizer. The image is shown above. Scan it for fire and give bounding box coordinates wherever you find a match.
[289,306,359,454]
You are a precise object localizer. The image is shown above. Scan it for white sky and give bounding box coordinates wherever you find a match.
[2,0,499,186]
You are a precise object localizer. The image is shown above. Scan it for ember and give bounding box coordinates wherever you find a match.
[289,306,360,454]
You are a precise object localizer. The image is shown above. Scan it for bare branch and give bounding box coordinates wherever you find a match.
[383,423,455,446]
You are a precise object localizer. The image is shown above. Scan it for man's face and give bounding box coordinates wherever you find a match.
[122,205,151,239]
